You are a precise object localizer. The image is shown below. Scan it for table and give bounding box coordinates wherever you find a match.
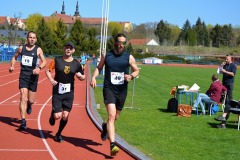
[176,90,199,115]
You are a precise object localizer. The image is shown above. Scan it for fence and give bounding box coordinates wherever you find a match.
[0,47,19,62]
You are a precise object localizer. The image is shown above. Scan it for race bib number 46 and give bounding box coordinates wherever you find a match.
[111,72,124,85]
[58,83,71,94]
[21,55,33,66]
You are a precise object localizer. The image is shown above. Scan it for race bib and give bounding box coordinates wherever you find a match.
[58,83,71,94]
[111,72,124,85]
[21,55,33,66]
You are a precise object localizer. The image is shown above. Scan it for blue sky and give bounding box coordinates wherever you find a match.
[0,0,239,27]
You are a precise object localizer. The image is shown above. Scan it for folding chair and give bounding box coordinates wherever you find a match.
[208,91,227,116]
[230,107,240,130]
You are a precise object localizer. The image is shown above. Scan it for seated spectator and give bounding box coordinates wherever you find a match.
[214,100,240,129]
[193,74,227,115]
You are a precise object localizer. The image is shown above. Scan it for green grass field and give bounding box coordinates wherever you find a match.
[91,64,240,160]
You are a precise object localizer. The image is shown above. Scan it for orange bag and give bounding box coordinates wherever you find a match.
[177,104,192,117]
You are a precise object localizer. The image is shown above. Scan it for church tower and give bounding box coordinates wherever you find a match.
[61,1,66,14]
[74,1,80,17]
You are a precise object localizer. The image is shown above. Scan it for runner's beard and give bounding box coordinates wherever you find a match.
[114,45,124,55]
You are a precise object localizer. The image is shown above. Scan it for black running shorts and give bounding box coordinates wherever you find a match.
[19,75,39,92]
[103,88,127,111]
[52,92,74,113]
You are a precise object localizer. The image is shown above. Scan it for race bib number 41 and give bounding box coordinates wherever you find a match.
[21,55,33,66]
[111,72,124,85]
[58,83,71,94]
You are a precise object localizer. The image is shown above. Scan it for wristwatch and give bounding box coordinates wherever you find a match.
[131,74,134,80]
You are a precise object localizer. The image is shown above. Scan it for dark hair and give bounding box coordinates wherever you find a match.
[114,33,127,42]
[212,74,218,81]
[27,31,36,38]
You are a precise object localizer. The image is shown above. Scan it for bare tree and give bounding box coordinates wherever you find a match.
[6,12,21,47]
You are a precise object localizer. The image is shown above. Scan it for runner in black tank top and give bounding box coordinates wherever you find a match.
[19,45,39,91]
[91,33,139,156]
[9,31,46,130]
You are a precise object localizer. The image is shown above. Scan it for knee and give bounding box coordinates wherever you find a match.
[20,95,28,103]
[62,113,69,121]
[28,99,34,104]
[115,114,120,120]
[54,112,62,120]
[108,114,116,122]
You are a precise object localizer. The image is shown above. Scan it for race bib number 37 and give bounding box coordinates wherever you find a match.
[58,83,71,94]
[111,72,124,85]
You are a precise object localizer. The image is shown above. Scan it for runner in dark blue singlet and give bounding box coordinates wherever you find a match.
[9,31,46,130]
[91,33,139,156]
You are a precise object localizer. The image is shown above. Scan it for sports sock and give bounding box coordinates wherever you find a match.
[57,118,68,135]
[110,142,116,149]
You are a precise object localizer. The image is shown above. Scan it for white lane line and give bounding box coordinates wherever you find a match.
[73,105,85,108]
[37,96,57,160]
[0,93,20,105]
[0,72,20,78]
[0,149,48,152]
[0,76,51,105]
[0,79,18,87]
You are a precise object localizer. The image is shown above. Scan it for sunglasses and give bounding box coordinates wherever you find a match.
[115,41,127,45]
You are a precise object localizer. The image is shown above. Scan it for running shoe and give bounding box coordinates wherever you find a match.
[110,144,119,156]
[217,124,226,129]
[26,103,32,115]
[49,112,55,126]
[54,134,64,143]
[214,116,226,122]
[19,120,26,130]
[101,122,108,141]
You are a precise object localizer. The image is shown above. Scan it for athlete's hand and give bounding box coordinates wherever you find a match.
[124,74,132,82]
[75,72,85,81]
[90,78,97,89]
[9,66,14,73]
[50,79,58,86]
[33,68,41,75]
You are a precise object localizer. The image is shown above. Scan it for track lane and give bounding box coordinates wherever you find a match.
[0,59,136,160]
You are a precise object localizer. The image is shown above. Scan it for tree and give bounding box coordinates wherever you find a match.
[51,19,68,55]
[169,25,181,45]
[108,22,123,35]
[187,29,197,46]
[68,19,88,54]
[36,18,54,54]
[130,23,147,38]
[25,13,43,31]
[6,13,22,46]
[193,18,210,46]
[125,42,134,53]
[210,24,222,47]
[175,19,191,46]
[154,20,171,45]
[221,24,233,46]
[87,27,99,52]
[201,22,210,46]
[46,16,58,34]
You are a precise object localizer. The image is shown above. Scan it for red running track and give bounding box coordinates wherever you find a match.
[0,60,137,160]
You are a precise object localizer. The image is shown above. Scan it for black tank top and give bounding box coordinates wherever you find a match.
[20,45,39,76]
[104,51,130,93]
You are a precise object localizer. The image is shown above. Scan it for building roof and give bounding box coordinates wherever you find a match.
[0,2,131,30]
[128,38,159,46]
